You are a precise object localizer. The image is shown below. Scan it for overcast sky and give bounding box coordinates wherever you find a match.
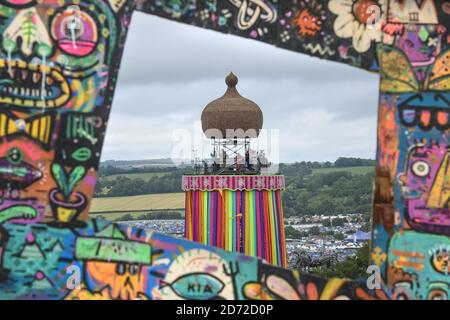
[101,12,380,163]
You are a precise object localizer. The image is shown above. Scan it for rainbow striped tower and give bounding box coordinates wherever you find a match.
[183,176,287,267]
[182,73,287,267]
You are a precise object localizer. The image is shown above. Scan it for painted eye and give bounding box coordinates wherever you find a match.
[393,282,412,300]
[169,273,225,300]
[401,109,416,124]
[7,148,23,164]
[411,161,430,177]
[405,39,415,48]
[51,6,98,57]
[129,264,139,275]
[116,263,126,275]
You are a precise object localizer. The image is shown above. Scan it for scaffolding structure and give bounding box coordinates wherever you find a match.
[193,137,269,175]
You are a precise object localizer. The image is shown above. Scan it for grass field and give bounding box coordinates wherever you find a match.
[311,166,374,175]
[101,172,171,181]
[91,193,185,213]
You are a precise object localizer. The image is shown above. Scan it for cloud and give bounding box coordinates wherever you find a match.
[119,13,378,85]
[101,12,380,163]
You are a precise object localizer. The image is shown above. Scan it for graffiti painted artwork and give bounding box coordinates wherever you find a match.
[0,0,448,300]
[373,0,450,301]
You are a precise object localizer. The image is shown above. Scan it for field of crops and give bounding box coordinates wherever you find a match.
[90,193,185,213]
[101,172,171,181]
[311,166,374,175]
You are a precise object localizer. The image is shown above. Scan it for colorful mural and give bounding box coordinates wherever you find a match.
[0,217,388,300]
[0,0,448,300]
[0,0,135,228]
[373,0,450,301]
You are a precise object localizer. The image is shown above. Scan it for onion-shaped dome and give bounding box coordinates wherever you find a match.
[201,73,263,139]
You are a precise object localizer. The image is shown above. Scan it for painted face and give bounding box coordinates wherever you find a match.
[395,25,442,69]
[398,142,450,236]
[0,0,130,226]
[0,138,53,219]
[294,9,322,37]
[0,1,120,111]
[388,231,450,300]
[398,94,450,132]
[85,261,145,300]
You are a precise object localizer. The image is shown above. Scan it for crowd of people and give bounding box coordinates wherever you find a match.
[194,148,269,175]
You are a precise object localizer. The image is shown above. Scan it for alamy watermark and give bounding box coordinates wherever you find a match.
[366,265,382,290]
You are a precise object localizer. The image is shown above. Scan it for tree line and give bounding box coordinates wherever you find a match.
[99,165,179,176]
[95,172,182,197]
[115,211,183,221]
[95,158,375,218]
[278,157,375,175]
[282,171,374,217]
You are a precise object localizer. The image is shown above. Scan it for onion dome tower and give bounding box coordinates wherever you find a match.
[182,73,287,267]
[201,72,263,139]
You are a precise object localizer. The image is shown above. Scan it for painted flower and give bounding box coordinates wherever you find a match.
[371,247,387,266]
[217,177,227,189]
[255,177,265,189]
[293,0,326,38]
[329,0,387,53]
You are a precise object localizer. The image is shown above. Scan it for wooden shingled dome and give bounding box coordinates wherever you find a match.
[201,73,263,139]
